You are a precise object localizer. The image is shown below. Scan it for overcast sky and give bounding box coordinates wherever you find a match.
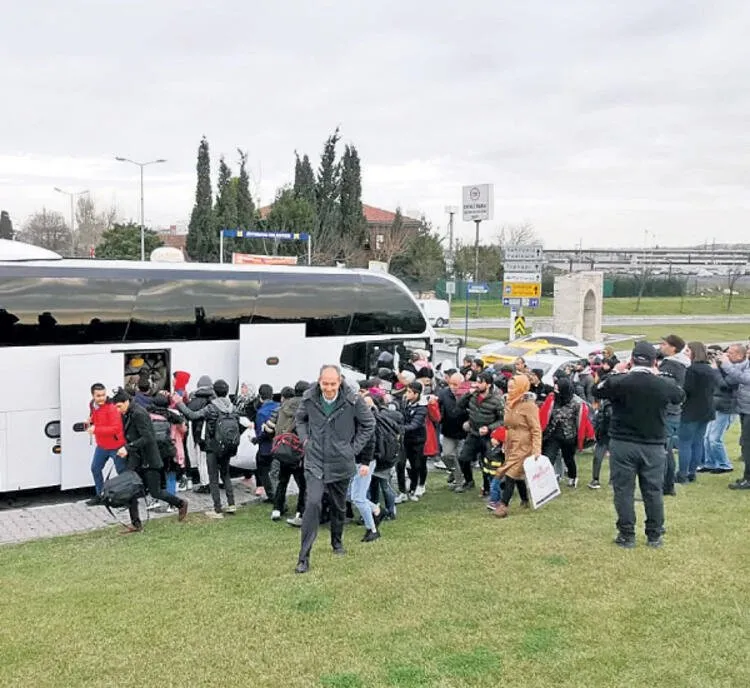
[2,0,749,249]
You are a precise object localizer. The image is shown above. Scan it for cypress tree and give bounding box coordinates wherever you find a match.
[339,144,366,247]
[186,136,216,262]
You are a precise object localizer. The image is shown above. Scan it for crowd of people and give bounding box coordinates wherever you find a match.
[82,335,750,563]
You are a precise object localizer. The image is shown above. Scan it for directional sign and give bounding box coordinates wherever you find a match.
[462,184,494,222]
[467,282,490,295]
[502,297,522,307]
[221,229,310,240]
[503,271,541,283]
[504,282,541,298]
[502,261,542,273]
[504,245,543,261]
[514,315,527,337]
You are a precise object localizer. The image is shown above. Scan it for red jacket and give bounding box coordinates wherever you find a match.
[423,398,442,457]
[89,401,125,450]
[539,393,596,451]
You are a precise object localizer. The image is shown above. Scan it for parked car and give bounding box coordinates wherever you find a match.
[500,354,582,387]
[513,332,604,358]
[480,340,583,367]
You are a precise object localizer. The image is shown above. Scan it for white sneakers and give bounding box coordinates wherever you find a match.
[286,513,303,527]
[394,493,409,504]
[271,510,282,521]
[224,505,237,514]
[205,510,224,519]
[414,485,426,498]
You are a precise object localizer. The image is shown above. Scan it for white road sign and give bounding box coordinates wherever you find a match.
[504,245,543,261]
[462,184,494,222]
[503,271,541,283]
[502,261,543,273]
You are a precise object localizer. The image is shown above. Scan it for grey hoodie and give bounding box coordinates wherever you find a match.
[177,395,236,451]
[722,359,750,415]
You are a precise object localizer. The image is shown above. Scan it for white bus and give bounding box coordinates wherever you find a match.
[0,240,434,493]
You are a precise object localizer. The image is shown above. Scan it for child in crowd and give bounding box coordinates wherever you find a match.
[485,426,506,510]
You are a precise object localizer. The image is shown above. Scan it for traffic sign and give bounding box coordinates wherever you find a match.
[504,282,541,298]
[527,297,540,308]
[503,271,541,283]
[462,184,494,222]
[502,297,522,307]
[514,315,527,337]
[446,280,456,296]
[504,245,543,261]
[221,229,310,240]
[467,282,490,295]
[502,261,542,273]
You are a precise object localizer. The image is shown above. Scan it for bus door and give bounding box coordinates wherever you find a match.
[59,352,123,490]
[239,324,333,391]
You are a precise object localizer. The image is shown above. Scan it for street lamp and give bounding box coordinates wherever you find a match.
[53,187,89,253]
[115,156,167,260]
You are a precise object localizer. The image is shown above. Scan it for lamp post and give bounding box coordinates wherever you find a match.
[53,187,89,253]
[114,156,167,260]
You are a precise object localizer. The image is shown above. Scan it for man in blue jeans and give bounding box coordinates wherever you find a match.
[702,347,742,473]
[86,383,128,506]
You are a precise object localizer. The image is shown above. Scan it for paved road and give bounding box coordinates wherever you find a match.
[455,314,750,330]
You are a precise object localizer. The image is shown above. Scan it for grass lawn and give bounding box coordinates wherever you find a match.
[1,428,749,687]
[449,323,750,350]
[450,295,750,320]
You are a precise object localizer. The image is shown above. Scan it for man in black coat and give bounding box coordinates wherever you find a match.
[293,364,375,573]
[593,342,684,549]
[437,372,468,485]
[112,389,188,533]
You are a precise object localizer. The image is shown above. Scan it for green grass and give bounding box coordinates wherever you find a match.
[1,427,749,687]
[449,323,750,349]
[451,295,750,319]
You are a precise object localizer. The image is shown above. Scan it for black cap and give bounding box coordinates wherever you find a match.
[632,341,657,366]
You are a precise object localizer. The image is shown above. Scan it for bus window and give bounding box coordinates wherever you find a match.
[0,277,137,345]
[351,274,426,335]
[253,272,352,336]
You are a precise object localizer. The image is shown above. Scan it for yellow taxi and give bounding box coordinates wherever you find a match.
[478,339,581,367]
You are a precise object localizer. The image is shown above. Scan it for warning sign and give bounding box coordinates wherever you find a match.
[514,315,527,337]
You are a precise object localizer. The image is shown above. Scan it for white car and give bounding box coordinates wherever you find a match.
[508,354,582,387]
[513,332,604,358]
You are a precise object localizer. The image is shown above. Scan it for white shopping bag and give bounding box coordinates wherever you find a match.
[523,454,561,509]
[230,427,258,471]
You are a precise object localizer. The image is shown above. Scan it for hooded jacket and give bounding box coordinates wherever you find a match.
[402,397,428,446]
[721,359,750,415]
[500,393,542,480]
[255,399,280,455]
[659,352,690,416]
[177,396,236,454]
[186,376,215,448]
[89,400,125,451]
[294,383,375,483]
[267,396,303,437]
[122,402,163,471]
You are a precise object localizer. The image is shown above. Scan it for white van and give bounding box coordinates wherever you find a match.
[418,299,450,328]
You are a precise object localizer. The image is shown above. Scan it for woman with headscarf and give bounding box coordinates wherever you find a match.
[494,374,541,518]
[542,377,582,487]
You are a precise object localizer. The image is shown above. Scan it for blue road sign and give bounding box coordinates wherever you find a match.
[503,297,540,308]
[221,229,310,241]
[467,282,490,295]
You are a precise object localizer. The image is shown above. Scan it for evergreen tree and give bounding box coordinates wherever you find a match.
[266,187,317,259]
[186,136,216,262]
[390,218,446,292]
[293,152,316,205]
[0,210,13,240]
[339,144,367,249]
[315,128,342,257]
[96,223,163,260]
[214,156,239,262]
[236,149,256,230]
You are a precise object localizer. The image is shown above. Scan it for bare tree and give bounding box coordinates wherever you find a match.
[19,208,72,254]
[371,208,413,267]
[497,223,539,247]
[725,264,747,312]
[74,196,117,256]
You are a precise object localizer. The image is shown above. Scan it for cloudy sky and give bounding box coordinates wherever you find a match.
[2,0,749,249]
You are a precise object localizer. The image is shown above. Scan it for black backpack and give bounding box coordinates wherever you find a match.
[214,409,241,458]
[149,413,176,462]
[374,408,403,471]
[101,470,145,511]
[188,396,211,449]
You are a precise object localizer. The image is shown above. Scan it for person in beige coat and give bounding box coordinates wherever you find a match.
[494,375,542,518]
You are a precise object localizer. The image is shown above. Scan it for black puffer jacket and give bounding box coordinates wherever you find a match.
[458,389,505,437]
[402,400,427,446]
[295,384,375,483]
[682,362,720,423]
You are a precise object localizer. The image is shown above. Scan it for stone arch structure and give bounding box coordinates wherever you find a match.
[553,272,604,341]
